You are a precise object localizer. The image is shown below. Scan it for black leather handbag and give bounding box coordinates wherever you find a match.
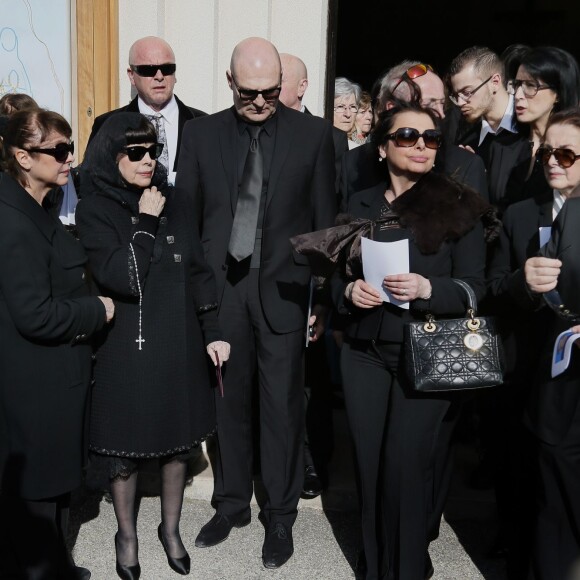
[403,279,504,392]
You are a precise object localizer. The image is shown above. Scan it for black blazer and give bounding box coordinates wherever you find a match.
[87,95,207,171]
[0,174,106,499]
[339,140,489,211]
[458,122,531,210]
[333,179,487,343]
[521,197,580,444]
[304,106,348,193]
[175,103,336,334]
[486,192,554,379]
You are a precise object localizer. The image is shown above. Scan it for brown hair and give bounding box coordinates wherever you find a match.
[545,106,580,134]
[2,109,72,186]
[0,93,39,116]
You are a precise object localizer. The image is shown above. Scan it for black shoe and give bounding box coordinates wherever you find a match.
[158,523,190,575]
[262,522,294,569]
[195,510,251,548]
[114,533,141,580]
[302,465,323,498]
[425,552,434,579]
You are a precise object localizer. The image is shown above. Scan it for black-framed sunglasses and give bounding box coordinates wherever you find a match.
[130,63,176,77]
[231,75,281,101]
[123,143,164,162]
[510,79,554,98]
[538,145,580,168]
[449,76,493,105]
[385,127,442,150]
[391,63,434,94]
[25,141,74,163]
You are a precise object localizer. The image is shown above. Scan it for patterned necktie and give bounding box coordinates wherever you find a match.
[146,114,169,173]
[228,125,263,261]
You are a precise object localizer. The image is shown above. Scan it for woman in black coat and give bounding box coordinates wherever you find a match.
[0,109,114,579]
[304,102,491,579]
[75,113,229,580]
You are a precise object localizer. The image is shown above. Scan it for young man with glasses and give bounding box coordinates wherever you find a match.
[447,46,530,210]
[87,36,206,186]
[176,37,335,569]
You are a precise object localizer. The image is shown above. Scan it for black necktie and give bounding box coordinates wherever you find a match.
[228,125,263,261]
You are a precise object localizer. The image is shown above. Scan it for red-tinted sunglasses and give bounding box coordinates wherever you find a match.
[392,64,434,94]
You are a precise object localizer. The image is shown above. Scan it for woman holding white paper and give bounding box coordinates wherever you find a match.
[332,101,493,580]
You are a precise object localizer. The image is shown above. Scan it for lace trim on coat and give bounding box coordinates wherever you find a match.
[128,247,139,296]
[89,428,216,459]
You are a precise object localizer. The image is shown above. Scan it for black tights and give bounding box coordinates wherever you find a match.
[111,457,188,566]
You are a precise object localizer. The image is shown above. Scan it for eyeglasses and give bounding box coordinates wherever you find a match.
[392,64,434,94]
[25,141,74,163]
[449,76,492,105]
[385,127,442,150]
[538,145,580,168]
[123,143,164,162]
[130,64,176,77]
[334,104,359,114]
[509,79,554,98]
[231,76,281,101]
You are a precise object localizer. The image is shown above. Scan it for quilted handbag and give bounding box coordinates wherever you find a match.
[403,279,504,392]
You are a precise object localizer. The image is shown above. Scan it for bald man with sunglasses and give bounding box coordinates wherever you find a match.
[87,36,206,185]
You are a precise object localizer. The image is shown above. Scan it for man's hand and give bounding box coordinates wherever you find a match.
[308,304,328,342]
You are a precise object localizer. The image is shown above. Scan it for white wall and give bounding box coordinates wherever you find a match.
[118,0,330,115]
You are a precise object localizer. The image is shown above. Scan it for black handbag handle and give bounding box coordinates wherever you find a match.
[452,279,478,316]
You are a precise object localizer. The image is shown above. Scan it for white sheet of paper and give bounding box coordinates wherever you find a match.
[551,329,580,378]
[539,226,552,248]
[361,237,410,309]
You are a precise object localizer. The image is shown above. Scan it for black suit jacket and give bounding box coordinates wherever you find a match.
[0,174,106,499]
[520,197,580,444]
[175,104,336,334]
[87,95,206,172]
[458,122,531,210]
[339,140,489,212]
[304,106,348,194]
[487,192,554,379]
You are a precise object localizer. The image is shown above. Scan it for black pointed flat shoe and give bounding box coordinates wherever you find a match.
[158,523,190,575]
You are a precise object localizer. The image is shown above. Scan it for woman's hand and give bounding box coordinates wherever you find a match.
[345,279,382,309]
[206,341,231,366]
[524,256,562,294]
[138,186,165,217]
[383,273,431,301]
[98,296,115,323]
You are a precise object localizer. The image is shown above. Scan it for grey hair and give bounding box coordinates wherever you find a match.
[377,60,422,112]
[334,77,362,103]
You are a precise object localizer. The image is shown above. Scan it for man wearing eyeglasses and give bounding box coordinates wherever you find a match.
[447,46,530,210]
[176,37,335,569]
[87,36,206,186]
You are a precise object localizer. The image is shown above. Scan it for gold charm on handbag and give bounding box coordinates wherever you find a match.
[464,309,483,350]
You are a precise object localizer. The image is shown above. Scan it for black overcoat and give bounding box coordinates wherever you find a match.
[0,174,106,500]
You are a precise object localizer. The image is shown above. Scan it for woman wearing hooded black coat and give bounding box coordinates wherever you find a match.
[75,112,230,580]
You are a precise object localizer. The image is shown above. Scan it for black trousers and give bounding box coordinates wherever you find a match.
[533,410,580,580]
[212,267,304,527]
[0,492,75,580]
[341,339,452,580]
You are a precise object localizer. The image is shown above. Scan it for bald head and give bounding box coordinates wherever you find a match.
[128,36,175,66]
[227,37,282,123]
[279,53,308,111]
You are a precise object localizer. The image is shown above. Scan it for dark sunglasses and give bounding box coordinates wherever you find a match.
[130,63,176,77]
[231,76,281,101]
[392,63,434,94]
[538,146,580,168]
[385,127,442,150]
[25,141,74,163]
[123,143,164,162]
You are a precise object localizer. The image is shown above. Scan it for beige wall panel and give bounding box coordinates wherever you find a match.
[271,0,329,116]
